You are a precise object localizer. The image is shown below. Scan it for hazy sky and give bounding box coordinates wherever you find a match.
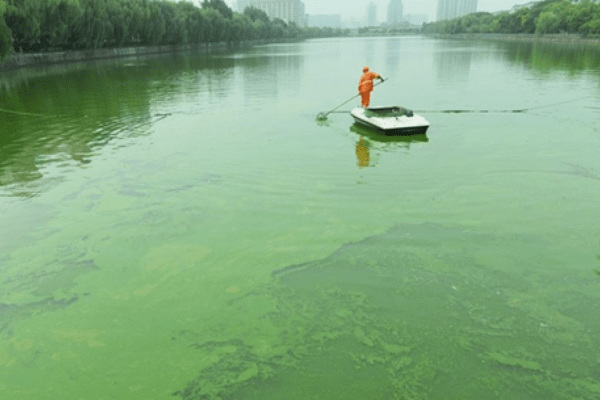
[226,1,523,22]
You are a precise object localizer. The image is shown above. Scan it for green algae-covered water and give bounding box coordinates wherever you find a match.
[1,37,600,399]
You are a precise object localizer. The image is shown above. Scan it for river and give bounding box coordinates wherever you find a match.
[1,36,600,399]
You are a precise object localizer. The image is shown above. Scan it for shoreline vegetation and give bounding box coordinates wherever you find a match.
[427,32,600,46]
[422,0,600,38]
[0,0,347,69]
[1,0,600,70]
[3,32,598,71]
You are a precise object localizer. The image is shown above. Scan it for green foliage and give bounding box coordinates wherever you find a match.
[580,18,600,35]
[202,0,232,19]
[230,13,253,42]
[536,1,570,33]
[5,0,42,51]
[160,1,187,45]
[243,6,269,25]
[143,1,166,46]
[460,12,496,33]
[0,0,346,57]
[423,0,600,36]
[180,1,208,43]
[106,0,132,47]
[40,0,82,49]
[536,9,562,34]
[0,0,12,59]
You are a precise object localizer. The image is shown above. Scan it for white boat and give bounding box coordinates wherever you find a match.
[350,106,430,135]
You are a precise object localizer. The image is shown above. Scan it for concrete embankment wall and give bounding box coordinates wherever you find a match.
[0,41,262,70]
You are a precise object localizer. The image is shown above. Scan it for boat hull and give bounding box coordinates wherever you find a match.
[350,106,429,136]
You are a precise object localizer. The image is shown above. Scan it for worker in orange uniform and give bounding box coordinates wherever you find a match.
[358,66,384,108]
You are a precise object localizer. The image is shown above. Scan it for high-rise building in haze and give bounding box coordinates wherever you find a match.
[387,0,404,25]
[308,14,342,29]
[366,2,377,26]
[168,0,202,6]
[238,0,306,26]
[236,0,248,11]
[436,0,477,21]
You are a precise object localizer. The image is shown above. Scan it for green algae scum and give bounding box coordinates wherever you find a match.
[1,37,600,399]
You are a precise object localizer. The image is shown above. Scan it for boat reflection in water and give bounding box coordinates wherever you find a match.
[351,123,428,168]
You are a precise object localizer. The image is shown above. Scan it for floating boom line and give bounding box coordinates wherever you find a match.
[0,107,57,118]
[415,96,591,114]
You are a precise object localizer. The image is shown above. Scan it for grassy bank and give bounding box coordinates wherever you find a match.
[426,32,600,45]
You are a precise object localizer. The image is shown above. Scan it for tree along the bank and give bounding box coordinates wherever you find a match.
[0,0,347,57]
[0,0,12,59]
[423,0,600,36]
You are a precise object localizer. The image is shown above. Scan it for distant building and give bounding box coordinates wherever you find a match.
[343,18,362,29]
[404,14,428,26]
[308,14,342,29]
[366,2,377,26]
[387,0,404,25]
[236,0,249,12]
[168,0,201,6]
[239,0,307,26]
[436,0,478,21]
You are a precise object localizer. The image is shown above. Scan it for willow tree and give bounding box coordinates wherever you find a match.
[106,0,130,47]
[535,0,571,34]
[230,12,254,42]
[4,0,42,51]
[180,1,209,43]
[564,0,600,33]
[160,1,187,45]
[0,0,12,59]
[77,0,112,49]
[202,0,232,19]
[39,0,82,49]
[142,1,166,45]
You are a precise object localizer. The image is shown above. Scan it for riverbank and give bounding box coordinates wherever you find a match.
[3,33,598,71]
[428,33,600,45]
[0,40,270,71]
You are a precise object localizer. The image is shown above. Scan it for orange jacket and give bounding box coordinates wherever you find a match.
[358,71,381,94]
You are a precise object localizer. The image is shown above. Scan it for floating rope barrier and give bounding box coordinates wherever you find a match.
[415,108,526,114]
[416,96,592,114]
[0,108,173,121]
[0,107,60,118]
[317,96,592,118]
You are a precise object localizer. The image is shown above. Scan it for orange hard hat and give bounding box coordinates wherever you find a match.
[363,66,369,72]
